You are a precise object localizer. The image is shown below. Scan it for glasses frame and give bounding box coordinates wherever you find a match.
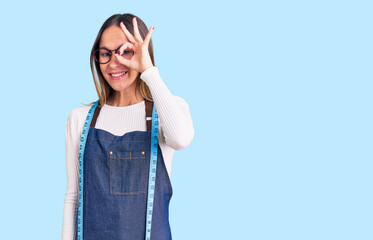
[93,46,133,64]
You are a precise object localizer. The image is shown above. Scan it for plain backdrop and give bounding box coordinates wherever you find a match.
[0,0,372,239]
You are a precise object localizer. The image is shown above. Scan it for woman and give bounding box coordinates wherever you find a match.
[62,13,194,240]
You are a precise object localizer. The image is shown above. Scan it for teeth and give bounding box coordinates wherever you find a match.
[111,72,126,77]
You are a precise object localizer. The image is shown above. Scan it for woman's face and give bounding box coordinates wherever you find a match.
[99,25,139,93]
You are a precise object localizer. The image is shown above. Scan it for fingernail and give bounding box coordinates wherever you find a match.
[134,17,137,21]
[152,26,155,30]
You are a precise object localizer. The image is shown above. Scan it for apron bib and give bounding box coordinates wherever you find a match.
[81,99,173,240]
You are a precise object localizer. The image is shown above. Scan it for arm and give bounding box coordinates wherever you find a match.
[62,111,79,240]
[140,66,195,150]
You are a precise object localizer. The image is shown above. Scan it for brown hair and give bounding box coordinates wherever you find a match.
[85,13,154,108]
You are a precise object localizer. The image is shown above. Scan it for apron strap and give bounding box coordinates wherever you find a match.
[89,99,153,131]
[89,103,101,128]
[145,99,153,131]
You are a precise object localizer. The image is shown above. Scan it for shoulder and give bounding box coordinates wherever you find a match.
[65,104,92,129]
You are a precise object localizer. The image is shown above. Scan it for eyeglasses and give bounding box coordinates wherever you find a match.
[93,46,134,64]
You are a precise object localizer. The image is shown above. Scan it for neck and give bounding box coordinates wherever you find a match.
[106,90,144,107]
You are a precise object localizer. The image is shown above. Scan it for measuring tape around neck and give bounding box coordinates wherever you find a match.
[76,100,98,240]
[145,104,159,240]
[76,99,159,240]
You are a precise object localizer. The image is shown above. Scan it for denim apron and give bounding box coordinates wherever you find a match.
[81,99,173,240]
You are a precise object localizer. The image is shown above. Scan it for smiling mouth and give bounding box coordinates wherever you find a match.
[110,71,128,77]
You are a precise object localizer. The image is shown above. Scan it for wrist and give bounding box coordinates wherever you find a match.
[141,65,154,73]
[140,66,158,82]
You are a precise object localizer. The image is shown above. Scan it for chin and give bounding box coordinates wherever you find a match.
[106,74,138,92]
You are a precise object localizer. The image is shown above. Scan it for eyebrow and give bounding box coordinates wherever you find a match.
[99,44,124,50]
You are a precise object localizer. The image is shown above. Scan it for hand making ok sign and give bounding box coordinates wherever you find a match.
[114,17,155,74]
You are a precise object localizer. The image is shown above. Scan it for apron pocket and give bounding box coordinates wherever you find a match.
[109,151,147,195]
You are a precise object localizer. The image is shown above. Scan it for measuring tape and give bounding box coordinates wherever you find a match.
[76,99,158,240]
[76,100,98,240]
[145,104,158,240]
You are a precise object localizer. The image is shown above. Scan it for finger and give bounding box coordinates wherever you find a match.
[114,52,130,67]
[133,17,143,42]
[120,22,136,43]
[117,42,134,56]
[143,26,154,47]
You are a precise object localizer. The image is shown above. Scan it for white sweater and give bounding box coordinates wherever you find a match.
[62,66,194,240]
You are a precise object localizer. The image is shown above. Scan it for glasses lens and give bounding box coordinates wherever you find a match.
[93,49,111,64]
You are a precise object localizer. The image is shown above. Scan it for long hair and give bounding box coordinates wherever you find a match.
[85,13,154,108]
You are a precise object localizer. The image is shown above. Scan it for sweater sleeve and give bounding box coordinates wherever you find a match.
[140,66,194,150]
[62,110,79,240]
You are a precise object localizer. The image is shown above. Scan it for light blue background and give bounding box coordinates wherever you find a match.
[0,0,371,239]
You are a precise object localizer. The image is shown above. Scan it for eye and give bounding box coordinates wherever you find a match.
[98,49,111,57]
[121,50,130,55]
